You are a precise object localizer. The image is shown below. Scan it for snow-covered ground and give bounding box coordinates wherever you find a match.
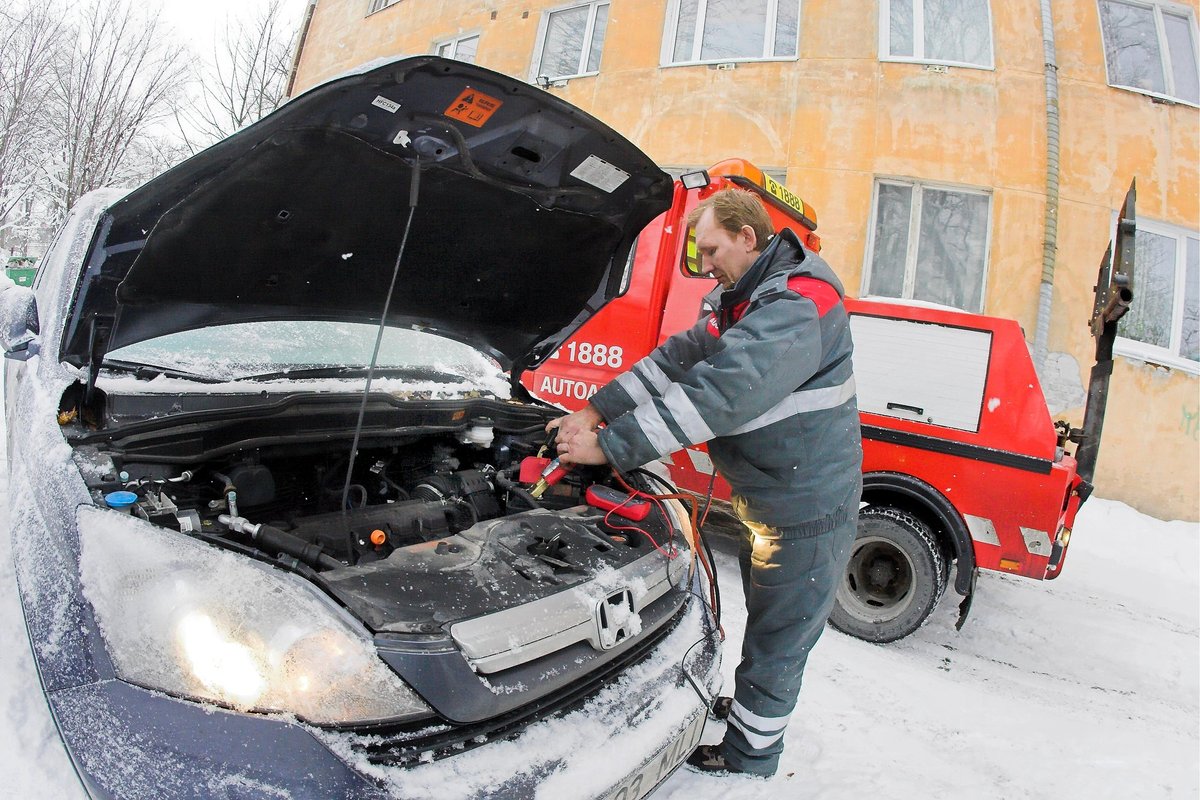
[2,395,1197,799]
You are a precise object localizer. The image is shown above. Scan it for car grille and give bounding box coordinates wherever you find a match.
[348,601,689,767]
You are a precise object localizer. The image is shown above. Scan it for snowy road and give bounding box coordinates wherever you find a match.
[2,403,1197,799]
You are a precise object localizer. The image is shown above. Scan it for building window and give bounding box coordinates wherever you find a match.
[367,0,400,15]
[1116,219,1199,371]
[1098,0,1200,105]
[531,1,610,81]
[880,0,994,68]
[664,0,800,64]
[435,34,480,64]
[863,180,991,313]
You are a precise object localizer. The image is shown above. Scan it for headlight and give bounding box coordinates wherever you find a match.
[77,506,432,725]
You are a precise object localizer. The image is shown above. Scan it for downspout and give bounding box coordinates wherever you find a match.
[1033,0,1061,367]
[285,0,319,99]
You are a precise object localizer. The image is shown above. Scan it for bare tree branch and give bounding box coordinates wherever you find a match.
[0,1,64,244]
[175,0,298,153]
[48,0,189,215]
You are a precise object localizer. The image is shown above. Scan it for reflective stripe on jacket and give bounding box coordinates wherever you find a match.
[591,228,863,529]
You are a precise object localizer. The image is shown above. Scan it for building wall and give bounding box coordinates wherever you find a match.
[291,0,1200,521]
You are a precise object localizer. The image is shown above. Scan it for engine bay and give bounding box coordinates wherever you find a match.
[66,393,688,634]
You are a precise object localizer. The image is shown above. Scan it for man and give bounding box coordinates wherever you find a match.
[549,188,862,778]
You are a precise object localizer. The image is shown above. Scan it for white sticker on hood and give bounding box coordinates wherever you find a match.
[372,95,401,113]
[570,155,629,193]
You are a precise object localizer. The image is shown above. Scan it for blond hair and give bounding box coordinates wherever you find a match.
[686,188,774,251]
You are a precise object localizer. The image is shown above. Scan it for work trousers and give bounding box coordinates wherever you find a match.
[720,512,857,776]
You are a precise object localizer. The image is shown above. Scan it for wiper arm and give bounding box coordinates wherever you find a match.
[243,365,467,384]
[101,359,227,384]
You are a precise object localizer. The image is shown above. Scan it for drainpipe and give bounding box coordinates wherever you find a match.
[285,0,319,99]
[1033,0,1061,367]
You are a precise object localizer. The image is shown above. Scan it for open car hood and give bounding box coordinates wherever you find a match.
[60,56,672,377]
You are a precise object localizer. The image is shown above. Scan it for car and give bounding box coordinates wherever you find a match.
[0,56,720,799]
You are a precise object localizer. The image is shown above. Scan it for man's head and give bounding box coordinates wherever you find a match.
[687,188,774,289]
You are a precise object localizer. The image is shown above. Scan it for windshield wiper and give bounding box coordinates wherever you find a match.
[100,359,228,384]
[242,365,467,384]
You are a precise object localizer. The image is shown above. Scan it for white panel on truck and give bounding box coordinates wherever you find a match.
[850,314,991,432]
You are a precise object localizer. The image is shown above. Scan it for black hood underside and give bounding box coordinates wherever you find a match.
[62,57,673,373]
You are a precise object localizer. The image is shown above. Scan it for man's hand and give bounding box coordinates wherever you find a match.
[547,405,607,466]
[556,428,608,466]
[546,404,603,442]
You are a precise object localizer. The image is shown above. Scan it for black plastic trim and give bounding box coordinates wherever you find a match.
[861,471,976,597]
[862,425,1054,475]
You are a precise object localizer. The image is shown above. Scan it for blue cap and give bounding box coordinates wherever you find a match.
[104,491,139,510]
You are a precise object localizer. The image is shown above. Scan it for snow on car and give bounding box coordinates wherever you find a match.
[0,56,720,799]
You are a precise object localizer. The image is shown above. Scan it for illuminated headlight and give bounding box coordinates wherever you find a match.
[77,506,432,725]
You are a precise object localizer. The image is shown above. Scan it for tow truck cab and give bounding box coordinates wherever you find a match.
[523,159,1126,642]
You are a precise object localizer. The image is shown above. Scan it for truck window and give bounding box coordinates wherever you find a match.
[850,313,992,432]
[617,235,638,295]
[680,225,703,277]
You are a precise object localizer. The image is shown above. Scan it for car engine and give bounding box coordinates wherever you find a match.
[65,394,688,634]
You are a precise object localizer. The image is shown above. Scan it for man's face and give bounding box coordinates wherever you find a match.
[694,208,760,289]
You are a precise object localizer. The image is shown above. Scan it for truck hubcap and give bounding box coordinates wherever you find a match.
[838,536,915,623]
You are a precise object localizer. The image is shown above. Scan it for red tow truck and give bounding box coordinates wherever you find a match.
[523,159,1134,642]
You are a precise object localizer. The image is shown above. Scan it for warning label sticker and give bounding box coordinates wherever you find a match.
[569,155,629,193]
[444,88,503,127]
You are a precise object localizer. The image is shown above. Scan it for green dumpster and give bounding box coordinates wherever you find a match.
[5,256,37,287]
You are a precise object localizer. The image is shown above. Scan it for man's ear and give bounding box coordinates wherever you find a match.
[740,224,758,252]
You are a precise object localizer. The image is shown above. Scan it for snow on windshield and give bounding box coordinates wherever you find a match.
[104,321,509,396]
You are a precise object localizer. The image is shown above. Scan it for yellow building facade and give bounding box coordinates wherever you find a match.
[290,0,1200,521]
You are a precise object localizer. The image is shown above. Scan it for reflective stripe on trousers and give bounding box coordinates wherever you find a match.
[721,514,857,776]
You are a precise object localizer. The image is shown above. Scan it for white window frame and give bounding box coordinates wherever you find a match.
[367,0,400,16]
[861,178,993,314]
[879,0,996,70]
[1097,0,1200,107]
[1114,216,1200,374]
[529,1,610,82]
[433,32,481,63]
[660,0,801,66]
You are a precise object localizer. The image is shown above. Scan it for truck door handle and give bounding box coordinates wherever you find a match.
[886,402,925,415]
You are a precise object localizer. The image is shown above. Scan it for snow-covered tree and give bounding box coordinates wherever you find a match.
[46,0,188,216]
[0,2,63,251]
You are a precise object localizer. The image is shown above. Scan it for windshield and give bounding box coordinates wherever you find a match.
[105,321,505,387]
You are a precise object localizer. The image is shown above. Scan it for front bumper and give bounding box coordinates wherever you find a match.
[49,593,720,799]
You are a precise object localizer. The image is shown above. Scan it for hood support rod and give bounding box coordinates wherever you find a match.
[338,159,422,548]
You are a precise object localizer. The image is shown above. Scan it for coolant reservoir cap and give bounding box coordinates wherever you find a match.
[104,491,139,509]
[460,417,495,447]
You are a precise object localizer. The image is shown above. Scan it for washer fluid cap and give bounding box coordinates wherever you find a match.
[104,491,139,509]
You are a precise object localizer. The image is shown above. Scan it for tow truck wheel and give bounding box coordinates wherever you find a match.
[829,507,947,643]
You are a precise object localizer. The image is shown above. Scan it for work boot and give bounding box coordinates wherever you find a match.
[685,744,742,774]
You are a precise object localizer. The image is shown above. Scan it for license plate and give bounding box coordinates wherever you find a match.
[601,711,707,800]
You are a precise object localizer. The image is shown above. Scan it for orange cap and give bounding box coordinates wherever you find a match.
[370,529,387,546]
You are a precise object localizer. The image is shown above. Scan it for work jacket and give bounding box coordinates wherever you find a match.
[591,228,862,532]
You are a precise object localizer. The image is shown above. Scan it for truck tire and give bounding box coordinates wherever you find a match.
[829,507,948,643]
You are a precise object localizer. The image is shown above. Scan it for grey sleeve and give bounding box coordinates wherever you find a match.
[599,291,823,470]
[589,315,713,422]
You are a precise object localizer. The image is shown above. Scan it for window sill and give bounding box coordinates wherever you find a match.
[365,2,402,17]
[660,56,799,69]
[1106,83,1199,110]
[1115,342,1200,376]
[531,71,599,86]
[878,56,994,72]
